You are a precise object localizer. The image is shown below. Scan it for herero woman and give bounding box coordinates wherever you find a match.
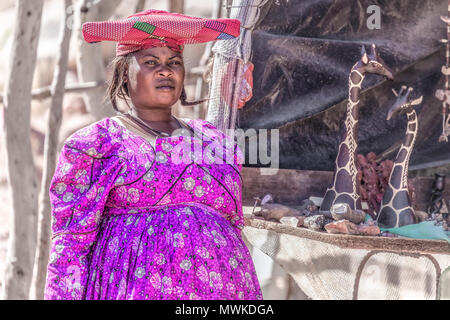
[44,9,263,300]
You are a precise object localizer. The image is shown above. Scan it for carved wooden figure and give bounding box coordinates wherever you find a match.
[436,7,450,142]
[377,86,423,228]
[320,44,394,212]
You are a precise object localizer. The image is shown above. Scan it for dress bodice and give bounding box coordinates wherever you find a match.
[96,116,243,228]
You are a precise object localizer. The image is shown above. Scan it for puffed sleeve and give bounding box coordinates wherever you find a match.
[198,119,245,232]
[44,119,122,300]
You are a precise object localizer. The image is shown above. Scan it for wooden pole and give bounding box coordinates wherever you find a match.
[0,81,104,104]
[29,0,73,300]
[0,0,44,300]
[134,0,146,13]
[169,0,184,14]
[75,0,122,120]
[443,0,450,142]
[193,0,222,119]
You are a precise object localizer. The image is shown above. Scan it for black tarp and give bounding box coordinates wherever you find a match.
[238,0,450,171]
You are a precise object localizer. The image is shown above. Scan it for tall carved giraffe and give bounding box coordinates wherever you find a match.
[320,44,394,212]
[377,86,423,228]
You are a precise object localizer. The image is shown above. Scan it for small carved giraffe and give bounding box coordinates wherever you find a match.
[320,44,394,211]
[377,86,423,228]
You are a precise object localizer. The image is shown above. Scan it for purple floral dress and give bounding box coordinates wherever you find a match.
[44,116,263,300]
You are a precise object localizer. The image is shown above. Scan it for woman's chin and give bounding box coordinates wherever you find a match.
[153,91,179,104]
[152,98,179,108]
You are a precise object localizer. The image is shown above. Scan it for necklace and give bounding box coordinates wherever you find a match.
[124,111,185,138]
[118,111,243,183]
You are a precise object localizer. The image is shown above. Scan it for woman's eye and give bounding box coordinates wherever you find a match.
[144,60,182,66]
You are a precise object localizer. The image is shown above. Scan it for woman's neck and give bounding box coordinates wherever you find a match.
[129,106,173,123]
[126,106,184,137]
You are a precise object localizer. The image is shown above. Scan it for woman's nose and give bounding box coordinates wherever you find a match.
[157,64,173,77]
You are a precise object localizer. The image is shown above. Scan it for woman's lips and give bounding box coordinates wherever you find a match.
[155,81,175,91]
[155,86,175,91]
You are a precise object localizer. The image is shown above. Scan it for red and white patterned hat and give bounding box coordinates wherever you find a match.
[82,9,241,56]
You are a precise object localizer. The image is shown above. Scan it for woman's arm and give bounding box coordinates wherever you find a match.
[44,123,122,300]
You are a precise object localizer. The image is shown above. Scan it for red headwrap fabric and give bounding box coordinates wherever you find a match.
[82,9,241,56]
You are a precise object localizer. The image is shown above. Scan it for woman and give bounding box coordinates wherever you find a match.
[44,9,263,300]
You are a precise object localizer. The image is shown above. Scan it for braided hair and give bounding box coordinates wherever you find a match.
[105,54,206,112]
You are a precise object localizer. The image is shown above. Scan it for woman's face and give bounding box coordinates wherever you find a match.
[127,46,185,109]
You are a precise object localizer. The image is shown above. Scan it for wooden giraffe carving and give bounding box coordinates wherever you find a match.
[377,86,423,228]
[320,44,394,212]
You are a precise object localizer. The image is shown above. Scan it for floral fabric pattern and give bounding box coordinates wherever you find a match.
[44,117,262,300]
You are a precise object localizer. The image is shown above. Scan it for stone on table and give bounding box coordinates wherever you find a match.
[256,203,301,222]
[298,198,319,216]
[356,223,381,236]
[308,196,323,207]
[330,203,365,224]
[280,216,305,227]
[324,219,381,236]
[325,219,358,234]
[414,210,428,222]
[303,215,327,231]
